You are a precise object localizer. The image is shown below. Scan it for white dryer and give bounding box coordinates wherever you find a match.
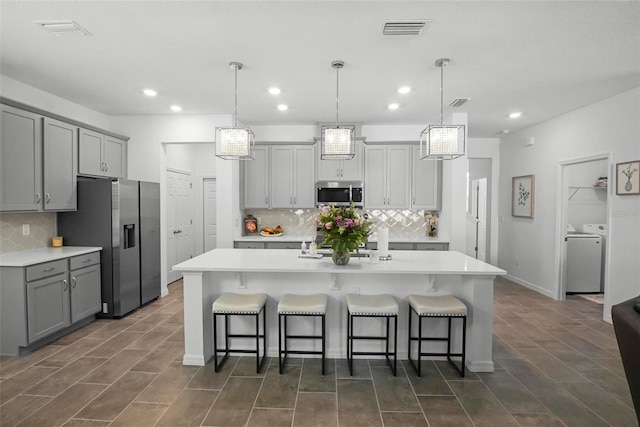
[582,224,607,292]
[566,226,602,294]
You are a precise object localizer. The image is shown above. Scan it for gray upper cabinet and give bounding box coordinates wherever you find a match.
[271,145,315,209]
[364,145,411,209]
[411,147,442,210]
[243,146,270,209]
[0,104,43,211]
[316,141,364,181]
[79,128,127,178]
[43,118,78,211]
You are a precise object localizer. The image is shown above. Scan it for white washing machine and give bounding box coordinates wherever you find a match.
[582,223,607,292]
[566,225,602,293]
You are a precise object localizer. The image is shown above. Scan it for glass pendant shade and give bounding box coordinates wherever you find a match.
[215,61,254,160]
[215,127,255,160]
[321,125,355,160]
[420,124,465,160]
[420,58,466,160]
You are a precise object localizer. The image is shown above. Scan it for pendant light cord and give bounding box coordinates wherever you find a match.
[439,60,444,126]
[234,64,238,127]
[335,64,340,126]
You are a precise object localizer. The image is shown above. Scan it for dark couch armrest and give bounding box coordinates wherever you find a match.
[612,296,640,424]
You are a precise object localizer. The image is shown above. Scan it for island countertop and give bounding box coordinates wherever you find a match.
[173,248,503,276]
[174,248,505,372]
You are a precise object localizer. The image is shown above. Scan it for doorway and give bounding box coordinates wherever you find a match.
[203,178,217,252]
[466,158,492,261]
[557,154,611,315]
[166,169,193,283]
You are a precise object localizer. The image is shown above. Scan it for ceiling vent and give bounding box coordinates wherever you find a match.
[449,98,470,108]
[35,21,91,36]
[382,20,429,36]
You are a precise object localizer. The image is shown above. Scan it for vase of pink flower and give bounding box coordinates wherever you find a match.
[318,204,372,265]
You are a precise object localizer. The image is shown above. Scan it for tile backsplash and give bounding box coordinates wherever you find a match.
[0,213,55,254]
[243,208,435,239]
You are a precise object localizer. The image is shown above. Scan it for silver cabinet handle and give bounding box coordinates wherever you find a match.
[72,277,77,288]
[248,245,256,249]
[265,196,268,205]
[63,279,68,291]
[82,258,92,263]
[46,193,51,203]
[105,163,108,172]
[35,193,41,203]
[412,197,415,205]
[100,162,104,171]
[43,267,55,272]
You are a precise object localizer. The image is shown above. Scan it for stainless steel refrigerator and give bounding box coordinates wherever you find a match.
[58,178,160,318]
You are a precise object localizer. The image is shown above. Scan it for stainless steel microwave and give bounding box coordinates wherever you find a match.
[316,181,363,207]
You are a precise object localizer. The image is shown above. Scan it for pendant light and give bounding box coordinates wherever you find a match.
[420,58,465,160]
[215,61,255,160]
[320,60,355,160]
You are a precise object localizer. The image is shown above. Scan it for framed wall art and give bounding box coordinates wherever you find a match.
[512,175,535,218]
[616,160,640,195]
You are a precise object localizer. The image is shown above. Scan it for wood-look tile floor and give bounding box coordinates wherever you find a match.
[1,277,637,427]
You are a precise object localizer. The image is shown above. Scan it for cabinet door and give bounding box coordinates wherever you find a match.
[412,147,441,210]
[70,265,101,323]
[243,146,270,209]
[316,154,340,180]
[364,146,387,209]
[104,136,127,178]
[78,128,104,176]
[27,273,70,343]
[340,141,364,181]
[270,146,294,208]
[293,146,315,208]
[386,146,411,209]
[0,105,42,211]
[43,118,78,211]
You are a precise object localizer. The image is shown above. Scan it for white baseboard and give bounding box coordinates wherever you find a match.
[505,274,557,299]
[161,288,169,298]
[467,360,495,372]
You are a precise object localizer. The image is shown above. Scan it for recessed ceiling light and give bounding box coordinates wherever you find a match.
[501,129,510,134]
[398,86,411,94]
[388,103,400,110]
[268,87,281,95]
[170,105,182,112]
[143,89,157,97]
[277,104,288,111]
[509,112,522,119]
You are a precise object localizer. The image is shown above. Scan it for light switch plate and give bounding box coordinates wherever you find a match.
[22,224,30,236]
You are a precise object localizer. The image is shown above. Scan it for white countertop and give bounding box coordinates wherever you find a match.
[0,247,102,267]
[235,235,450,244]
[173,248,504,276]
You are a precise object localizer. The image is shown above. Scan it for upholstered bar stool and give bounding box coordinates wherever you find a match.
[278,293,328,375]
[212,292,267,374]
[346,293,398,376]
[407,294,467,378]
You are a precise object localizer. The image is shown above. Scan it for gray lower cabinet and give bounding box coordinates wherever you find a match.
[70,253,101,323]
[366,242,449,251]
[0,252,101,356]
[27,271,71,343]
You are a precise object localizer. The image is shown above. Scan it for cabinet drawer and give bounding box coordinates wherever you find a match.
[235,242,265,249]
[70,252,100,270]
[266,242,300,250]
[26,259,68,282]
[388,242,414,250]
[416,243,449,251]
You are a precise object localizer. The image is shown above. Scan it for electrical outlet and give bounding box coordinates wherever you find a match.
[257,217,261,225]
[350,287,360,295]
[299,216,304,226]
[515,257,520,266]
[22,224,30,236]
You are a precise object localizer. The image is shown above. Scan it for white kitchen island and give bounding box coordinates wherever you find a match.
[173,249,506,372]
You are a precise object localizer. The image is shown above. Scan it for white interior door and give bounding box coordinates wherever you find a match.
[166,169,192,284]
[476,178,488,262]
[465,178,487,260]
[203,178,217,252]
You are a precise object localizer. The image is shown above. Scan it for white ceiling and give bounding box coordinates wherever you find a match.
[1,1,639,138]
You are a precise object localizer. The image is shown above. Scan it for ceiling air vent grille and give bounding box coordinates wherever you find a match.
[382,20,429,36]
[35,21,91,36]
[449,98,470,108]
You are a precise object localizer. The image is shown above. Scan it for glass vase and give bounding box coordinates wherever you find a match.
[332,248,350,265]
